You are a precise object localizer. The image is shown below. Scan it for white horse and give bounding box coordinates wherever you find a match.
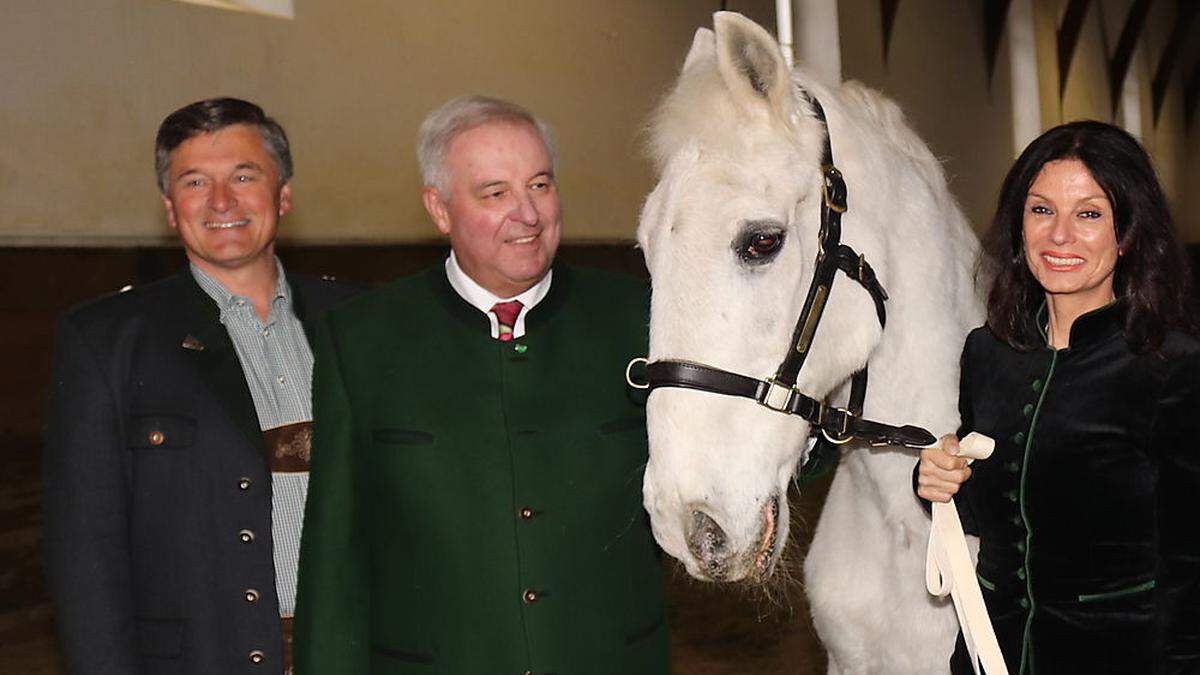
[637,13,984,674]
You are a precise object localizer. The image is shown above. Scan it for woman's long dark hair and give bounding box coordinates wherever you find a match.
[981,120,1197,353]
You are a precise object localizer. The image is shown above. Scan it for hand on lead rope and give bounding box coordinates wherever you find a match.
[923,432,1007,675]
[917,433,973,503]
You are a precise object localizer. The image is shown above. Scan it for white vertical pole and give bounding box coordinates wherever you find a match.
[1007,0,1041,156]
[776,0,795,69]
[1119,50,1143,140]
[791,0,842,83]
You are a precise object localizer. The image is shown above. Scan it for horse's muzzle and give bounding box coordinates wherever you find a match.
[686,509,732,580]
[685,494,781,582]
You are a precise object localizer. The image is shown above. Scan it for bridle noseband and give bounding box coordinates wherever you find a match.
[628,94,936,451]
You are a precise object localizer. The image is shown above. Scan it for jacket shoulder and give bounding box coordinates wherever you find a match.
[558,265,649,316]
[287,272,360,317]
[319,269,435,329]
[60,273,189,329]
[563,264,647,295]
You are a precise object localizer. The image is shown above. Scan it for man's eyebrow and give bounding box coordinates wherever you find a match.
[174,168,203,182]
[532,170,554,181]
[173,161,265,182]
[476,179,509,191]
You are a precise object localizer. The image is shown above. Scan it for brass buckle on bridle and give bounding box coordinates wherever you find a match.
[757,377,797,413]
[821,164,848,214]
[818,404,856,445]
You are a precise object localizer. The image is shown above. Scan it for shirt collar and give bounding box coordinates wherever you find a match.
[444,252,552,314]
[444,252,552,339]
[190,257,291,320]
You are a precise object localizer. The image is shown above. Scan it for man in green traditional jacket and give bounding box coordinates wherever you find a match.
[294,95,668,674]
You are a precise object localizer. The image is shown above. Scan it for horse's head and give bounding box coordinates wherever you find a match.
[638,13,885,583]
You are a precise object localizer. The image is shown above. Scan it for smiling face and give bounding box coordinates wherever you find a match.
[1022,158,1119,311]
[422,120,561,297]
[161,123,291,277]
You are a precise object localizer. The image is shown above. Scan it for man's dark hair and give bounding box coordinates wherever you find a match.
[981,119,1196,353]
[155,97,292,193]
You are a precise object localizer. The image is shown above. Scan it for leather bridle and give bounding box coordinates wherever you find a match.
[627,94,936,451]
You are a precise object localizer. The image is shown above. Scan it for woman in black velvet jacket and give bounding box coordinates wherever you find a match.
[917,121,1200,675]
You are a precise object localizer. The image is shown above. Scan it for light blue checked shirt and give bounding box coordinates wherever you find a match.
[191,259,312,617]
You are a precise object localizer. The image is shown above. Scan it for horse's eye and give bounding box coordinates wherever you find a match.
[737,229,785,263]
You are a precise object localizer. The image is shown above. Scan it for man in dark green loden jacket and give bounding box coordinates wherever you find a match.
[295,95,668,674]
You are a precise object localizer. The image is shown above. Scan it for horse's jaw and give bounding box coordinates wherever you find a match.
[642,389,807,583]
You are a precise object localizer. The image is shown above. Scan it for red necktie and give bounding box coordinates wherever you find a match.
[491,300,523,341]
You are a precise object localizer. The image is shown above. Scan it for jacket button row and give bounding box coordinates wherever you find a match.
[248,649,265,664]
[522,589,538,603]
[1010,514,1022,526]
[1018,597,1030,609]
[1004,490,1018,503]
[518,507,535,520]
[239,529,255,544]
[1015,541,1026,553]
[238,477,252,491]
[1016,568,1026,580]
[1031,378,1043,393]
[1005,460,1019,473]
[148,430,165,446]
[244,588,260,603]
[1022,403,1034,417]
[1012,431,1026,446]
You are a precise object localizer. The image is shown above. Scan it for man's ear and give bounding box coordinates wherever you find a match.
[422,186,452,236]
[278,182,293,217]
[161,194,178,231]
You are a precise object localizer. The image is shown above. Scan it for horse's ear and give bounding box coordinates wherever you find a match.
[682,27,716,73]
[712,12,793,118]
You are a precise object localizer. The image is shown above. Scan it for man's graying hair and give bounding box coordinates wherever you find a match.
[417,95,555,195]
[155,97,293,193]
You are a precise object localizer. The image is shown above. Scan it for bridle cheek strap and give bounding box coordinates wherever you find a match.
[628,93,935,450]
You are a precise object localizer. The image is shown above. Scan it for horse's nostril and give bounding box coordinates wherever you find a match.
[686,509,729,572]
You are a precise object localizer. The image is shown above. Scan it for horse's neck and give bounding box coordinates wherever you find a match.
[839,214,981,512]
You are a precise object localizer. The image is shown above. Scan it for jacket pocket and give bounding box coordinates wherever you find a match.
[371,644,435,664]
[1078,579,1156,603]
[372,428,435,446]
[128,415,196,449]
[136,617,183,658]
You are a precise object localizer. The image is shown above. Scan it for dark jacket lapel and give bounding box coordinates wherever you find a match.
[171,270,265,456]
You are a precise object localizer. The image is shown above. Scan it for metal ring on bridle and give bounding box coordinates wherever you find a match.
[820,428,855,445]
[625,357,650,389]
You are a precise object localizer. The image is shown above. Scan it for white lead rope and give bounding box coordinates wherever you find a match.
[925,432,1009,675]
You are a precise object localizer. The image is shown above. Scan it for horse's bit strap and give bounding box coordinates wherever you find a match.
[925,433,1010,675]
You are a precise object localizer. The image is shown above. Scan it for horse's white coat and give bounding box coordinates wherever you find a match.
[638,13,985,674]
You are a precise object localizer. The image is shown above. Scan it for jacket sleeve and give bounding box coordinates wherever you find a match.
[43,313,140,673]
[1153,350,1200,670]
[294,315,370,674]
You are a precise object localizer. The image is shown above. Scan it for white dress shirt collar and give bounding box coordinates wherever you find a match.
[444,252,552,339]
